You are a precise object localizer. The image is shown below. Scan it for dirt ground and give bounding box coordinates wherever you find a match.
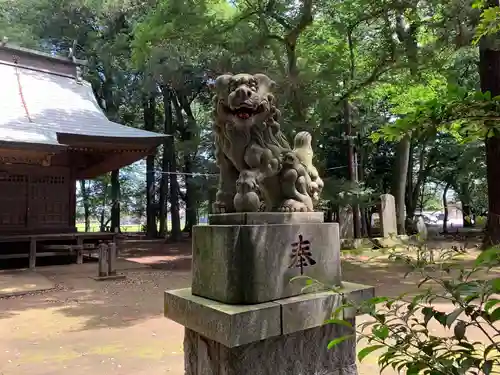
[0,237,496,375]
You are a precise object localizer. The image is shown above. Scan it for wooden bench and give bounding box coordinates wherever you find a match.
[0,233,117,269]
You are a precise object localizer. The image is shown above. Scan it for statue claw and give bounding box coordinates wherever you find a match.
[279,199,308,213]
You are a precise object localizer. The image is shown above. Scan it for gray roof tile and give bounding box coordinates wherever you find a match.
[0,62,164,147]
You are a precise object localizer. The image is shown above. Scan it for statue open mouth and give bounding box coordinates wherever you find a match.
[228,103,266,120]
[234,107,256,119]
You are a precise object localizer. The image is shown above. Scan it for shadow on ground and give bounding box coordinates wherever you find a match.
[0,240,193,331]
[0,239,496,332]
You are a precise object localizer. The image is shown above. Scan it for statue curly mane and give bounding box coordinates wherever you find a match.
[249,110,291,160]
[211,73,290,170]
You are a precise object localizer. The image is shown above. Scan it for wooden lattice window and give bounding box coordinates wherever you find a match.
[0,173,28,226]
[29,174,70,227]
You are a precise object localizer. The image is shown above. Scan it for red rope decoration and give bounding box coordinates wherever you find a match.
[13,55,32,123]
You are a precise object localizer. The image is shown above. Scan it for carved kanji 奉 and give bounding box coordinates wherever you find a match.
[289,234,316,275]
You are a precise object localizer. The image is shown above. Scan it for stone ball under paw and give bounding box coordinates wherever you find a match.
[234,191,260,212]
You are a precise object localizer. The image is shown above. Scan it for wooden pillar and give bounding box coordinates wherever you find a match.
[76,237,83,264]
[98,243,109,277]
[108,242,117,276]
[29,238,36,270]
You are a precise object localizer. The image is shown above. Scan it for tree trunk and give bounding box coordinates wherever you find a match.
[393,15,418,235]
[392,135,411,235]
[176,92,198,234]
[357,135,368,237]
[285,43,305,123]
[479,4,500,246]
[182,157,197,234]
[406,143,429,221]
[110,169,120,233]
[80,180,90,232]
[99,181,109,232]
[100,210,106,232]
[158,91,172,237]
[162,86,181,242]
[460,182,473,227]
[144,95,158,238]
[442,182,451,234]
[158,143,169,236]
[344,100,361,238]
[405,141,414,217]
[462,203,473,227]
[364,208,372,237]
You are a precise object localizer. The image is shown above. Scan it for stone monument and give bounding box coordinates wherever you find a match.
[415,215,428,241]
[164,73,374,375]
[380,193,397,238]
[339,205,354,239]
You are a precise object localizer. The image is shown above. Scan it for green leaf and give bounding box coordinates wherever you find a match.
[482,360,493,375]
[490,306,500,322]
[324,319,353,328]
[357,345,385,362]
[446,308,464,327]
[422,307,434,326]
[491,278,500,293]
[406,362,428,374]
[484,299,500,312]
[327,335,353,349]
[484,343,497,360]
[475,248,498,267]
[472,0,485,9]
[373,325,389,340]
[433,311,448,327]
[457,342,475,350]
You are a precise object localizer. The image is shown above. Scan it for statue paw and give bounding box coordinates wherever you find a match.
[279,199,309,212]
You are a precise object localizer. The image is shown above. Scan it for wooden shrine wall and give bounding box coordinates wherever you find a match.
[0,164,75,234]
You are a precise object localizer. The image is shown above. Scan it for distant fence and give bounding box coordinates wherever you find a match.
[76,217,209,233]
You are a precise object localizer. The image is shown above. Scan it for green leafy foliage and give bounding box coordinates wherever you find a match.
[325,246,500,374]
[1,0,494,238]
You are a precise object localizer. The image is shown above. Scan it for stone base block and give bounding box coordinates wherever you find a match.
[164,282,374,348]
[184,323,358,375]
[192,213,341,304]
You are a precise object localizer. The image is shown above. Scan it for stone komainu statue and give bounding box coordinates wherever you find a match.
[211,73,324,213]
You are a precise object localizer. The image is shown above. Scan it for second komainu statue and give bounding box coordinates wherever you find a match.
[211,73,324,213]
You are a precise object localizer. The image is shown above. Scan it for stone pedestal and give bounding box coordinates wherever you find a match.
[164,212,374,375]
[192,212,341,304]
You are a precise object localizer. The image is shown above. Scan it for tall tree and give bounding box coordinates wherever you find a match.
[144,94,158,238]
[479,0,500,245]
